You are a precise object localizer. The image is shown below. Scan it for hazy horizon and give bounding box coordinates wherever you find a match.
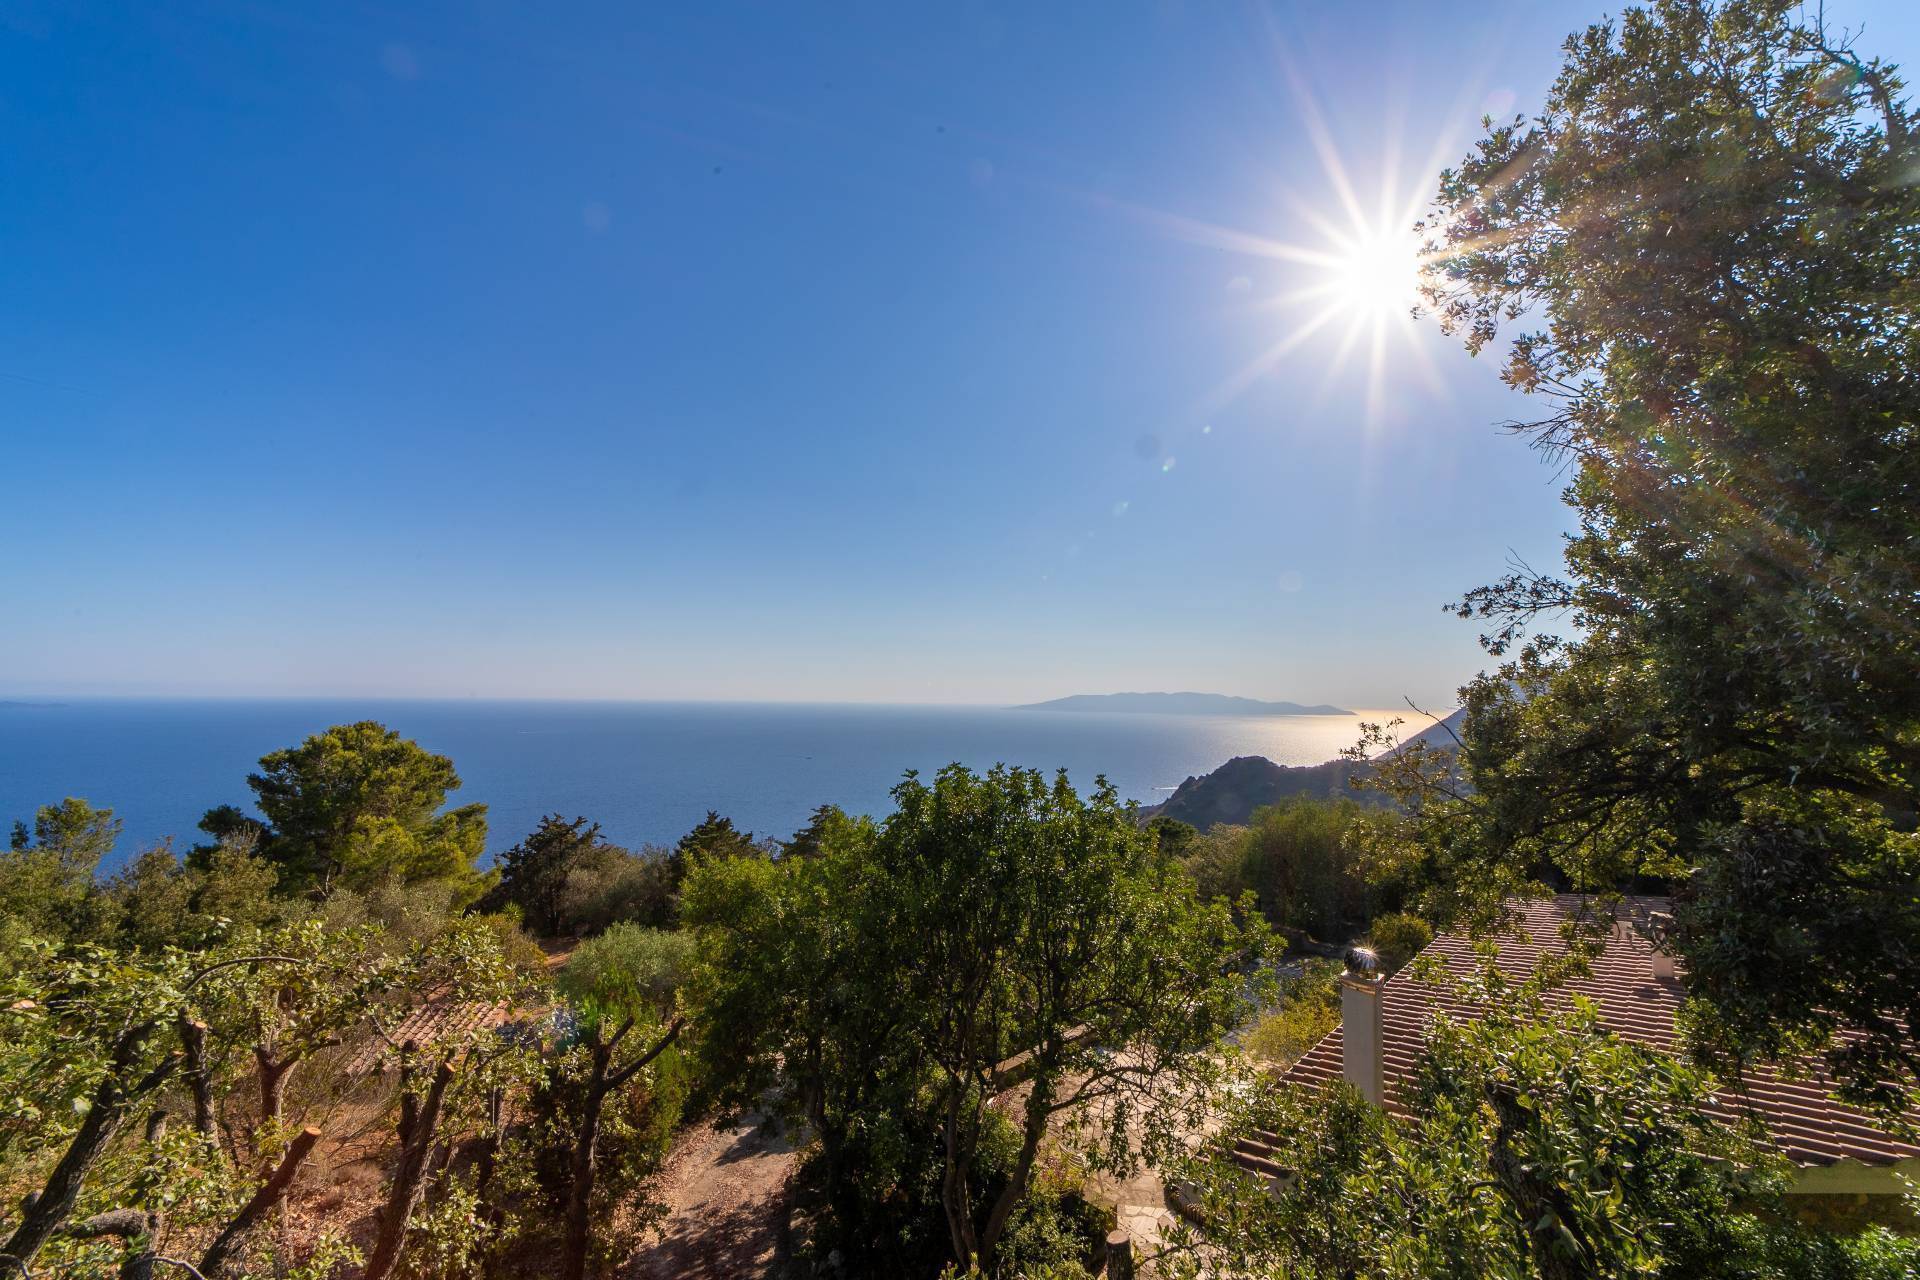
[0,689,1430,717]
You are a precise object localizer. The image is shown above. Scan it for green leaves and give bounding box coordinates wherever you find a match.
[1169,982,1854,1280]
[235,721,490,899]
[556,923,691,1032]
[684,765,1271,1271]
[1400,0,1920,1114]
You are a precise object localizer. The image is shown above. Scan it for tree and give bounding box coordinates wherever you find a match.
[550,924,690,1280]
[0,942,300,1267]
[185,835,280,938]
[0,799,122,946]
[681,809,920,1245]
[221,921,399,1128]
[664,809,758,883]
[1146,815,1200,860]
[780,803,862,860]
[487,815,605,936]
[103,844,196,953]
[688,767,1270,1273]
[556,847,676,936]
[358,920,526,1280]
[1178,798,1384,940]
[1391,0,1920,1111]
[484,816,676,937]
[884,767,1270,1270]
[1364,911,1434,971]
[29,798,123,877]
[214,721,489,899]
[187,805,269,867]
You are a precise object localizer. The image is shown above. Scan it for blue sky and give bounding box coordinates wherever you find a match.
[5,1,1914,709]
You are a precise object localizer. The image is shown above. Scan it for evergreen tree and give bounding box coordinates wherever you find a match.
[1388,0,1920,1111]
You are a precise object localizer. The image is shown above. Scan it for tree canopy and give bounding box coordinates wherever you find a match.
[215,720,490,899]
[684,765,1271,1274]
[1171,974,1920,1280]
[1384,0,1919,1111]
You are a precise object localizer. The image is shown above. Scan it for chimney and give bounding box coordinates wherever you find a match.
[1340,946,1386,1105]
[1647,911,1677,980]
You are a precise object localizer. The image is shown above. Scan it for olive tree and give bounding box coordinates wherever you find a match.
[550,923,691,1280]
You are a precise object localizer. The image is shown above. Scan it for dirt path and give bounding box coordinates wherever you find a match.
[628,1113,798,1280]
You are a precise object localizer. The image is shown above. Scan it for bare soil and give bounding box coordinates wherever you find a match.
[626,1112,798,1280]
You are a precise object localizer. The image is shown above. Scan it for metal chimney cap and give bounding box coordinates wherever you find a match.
[1343,945,1382,976]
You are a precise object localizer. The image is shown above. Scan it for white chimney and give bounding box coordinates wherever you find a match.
[1340,946,1386,1105]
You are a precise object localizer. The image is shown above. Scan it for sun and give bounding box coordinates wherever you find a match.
[1323,227,1422,319]
[1097,57,1461,422]
[1112,177,1448,421]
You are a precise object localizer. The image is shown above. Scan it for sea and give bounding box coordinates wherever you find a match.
[0,699,1399,870]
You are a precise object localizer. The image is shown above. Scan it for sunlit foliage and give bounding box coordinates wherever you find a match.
[1380,0,1920,1112]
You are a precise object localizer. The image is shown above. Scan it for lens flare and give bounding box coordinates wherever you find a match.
[1323,228,1422,318]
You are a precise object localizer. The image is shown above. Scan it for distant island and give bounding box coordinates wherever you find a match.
[1012,692,1351,716]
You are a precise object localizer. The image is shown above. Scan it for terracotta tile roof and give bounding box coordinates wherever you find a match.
[1277,896,1920,1168]
[343,1000,510,1076]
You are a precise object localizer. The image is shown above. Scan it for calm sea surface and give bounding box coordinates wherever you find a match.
[0,700,1394,869]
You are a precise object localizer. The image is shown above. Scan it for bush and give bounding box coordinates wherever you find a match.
[1365,912,1433,970]
[556,848,674,934]
[1181,826,1250,904]
[1243,959,1341,1067]
[1183,798,1381,940]
[992,1192,1105,1280]
[557,922,692,1014]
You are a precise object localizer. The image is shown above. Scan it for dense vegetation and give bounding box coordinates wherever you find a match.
[1366,0,1920,1113]
[3,3,1916,1277]
[0,736,1279,1280]
[1188,1,1920,1275]
[684,766,1270,1274]
[1173,973,1920,1280]
[0,719,728,1280]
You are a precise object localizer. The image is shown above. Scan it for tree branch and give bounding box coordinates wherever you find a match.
[198,1127,322,1277]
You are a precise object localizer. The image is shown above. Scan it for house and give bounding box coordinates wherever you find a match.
[1245,896,1919,1216]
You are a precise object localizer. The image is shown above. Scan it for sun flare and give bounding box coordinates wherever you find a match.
[1106,50,1468,423]
[1323,228,1423,319]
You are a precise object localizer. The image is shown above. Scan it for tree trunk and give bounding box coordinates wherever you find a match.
[473,1087,508,1264]
[557,1019,681,1280]
[1487,1083,1597,1280]
[363,1059,455,1280]
[2,1028,174,1266]
[561,1049,612,1280]
[178,1017,217,1138]
[939,1089,979,1268]
[198,1126,321,1277]
[255,1047,295,1128]
[978,1070,1055,1269]
[63,1207,162,1280]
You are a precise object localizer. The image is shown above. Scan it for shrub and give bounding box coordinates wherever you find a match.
[1365,912,1433,970]
[992,1192,1104,1280]
[1183,798,1379,940]
[556,848,674,934]
[1243,960,1341,1068]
